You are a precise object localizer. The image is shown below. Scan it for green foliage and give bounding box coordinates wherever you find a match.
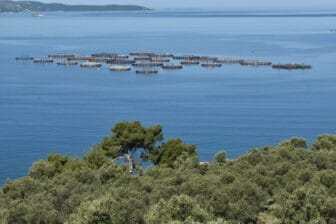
[213,151,227,164]
[145,195,211,224]
[279,137,307,149]
[100,121,163,172]
[1,123,336,224]
[312,135,336,151]
[151,138,197,168]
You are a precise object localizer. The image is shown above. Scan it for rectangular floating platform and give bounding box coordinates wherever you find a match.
[272,64,312,70]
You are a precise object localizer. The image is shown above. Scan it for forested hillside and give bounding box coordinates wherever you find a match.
[0,121,335,224]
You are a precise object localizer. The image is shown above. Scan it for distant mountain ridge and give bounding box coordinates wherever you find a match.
[0,0,151,12]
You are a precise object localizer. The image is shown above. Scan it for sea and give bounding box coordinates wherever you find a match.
[1,11,336,183]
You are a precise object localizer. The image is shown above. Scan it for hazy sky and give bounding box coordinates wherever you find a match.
[39,0,336,10]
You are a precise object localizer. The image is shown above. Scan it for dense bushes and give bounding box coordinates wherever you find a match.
[0,122,335,224]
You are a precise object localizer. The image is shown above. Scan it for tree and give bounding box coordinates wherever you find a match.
[100,121,163,173]
[213,151,227,164]
[151,138,197,168]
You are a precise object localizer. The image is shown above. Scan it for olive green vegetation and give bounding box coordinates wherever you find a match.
[0,121,336,224]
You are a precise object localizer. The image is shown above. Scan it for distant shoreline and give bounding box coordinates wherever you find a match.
[0,0,152,13]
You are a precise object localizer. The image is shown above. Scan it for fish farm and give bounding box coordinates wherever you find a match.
[16,51,312,75]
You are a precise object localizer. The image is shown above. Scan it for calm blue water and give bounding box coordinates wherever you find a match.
[1,11,336,183]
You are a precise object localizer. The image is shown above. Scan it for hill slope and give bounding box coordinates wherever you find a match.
[0,0,151,12]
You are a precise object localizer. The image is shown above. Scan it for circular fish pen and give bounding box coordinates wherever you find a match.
[136,70,158,74]
[80,62,102,68]
[57,61,78,66]
[215,58,244,64]
[201,63,222,68]
[199,56,218,62]
[130,52,155,57]
[174,55,200,60]
[240,60,272,66]
[110,66,132,72]
[16,56,34,61]
[91,53,118,57]
[48,54,76,59]
[181,60,200,65]
[272,64,312,70]
[133,57,152,61]
[33,58,54,63]
[107,59,135,65]
[132,62,163,67]
[151,59,170,63]
[162,64,183,70]
[152,53,174,58]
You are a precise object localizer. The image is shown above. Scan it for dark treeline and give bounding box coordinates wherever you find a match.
[0,121,335,224]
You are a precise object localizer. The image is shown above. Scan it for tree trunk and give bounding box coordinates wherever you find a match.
[125,154,133,174]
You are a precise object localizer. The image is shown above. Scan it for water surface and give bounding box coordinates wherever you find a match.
[1,11,336,183]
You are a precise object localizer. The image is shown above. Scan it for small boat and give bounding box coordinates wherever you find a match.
[136,70,158,74]
[162,64,183,70]
[32,13,44,17]
[272,64,312,70]
[57,61,78,66]
[33,58,54,63]
[80,62,102,68]
[110,66,131,72]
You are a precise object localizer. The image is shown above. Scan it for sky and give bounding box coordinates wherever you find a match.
[38,0,336,11]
